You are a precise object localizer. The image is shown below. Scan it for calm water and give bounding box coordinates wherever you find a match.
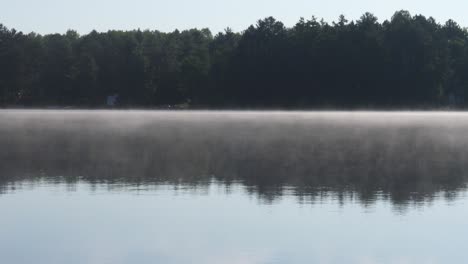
[1,110,468,264]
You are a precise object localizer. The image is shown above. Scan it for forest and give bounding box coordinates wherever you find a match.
[1,10,468,108]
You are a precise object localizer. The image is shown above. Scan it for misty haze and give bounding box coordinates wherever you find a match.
[1,110,468,263]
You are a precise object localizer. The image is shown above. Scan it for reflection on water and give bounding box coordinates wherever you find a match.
[1,110,468,207]
[0,181,467,264]
[2,110,468,264]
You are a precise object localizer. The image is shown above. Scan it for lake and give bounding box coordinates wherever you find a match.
[1,110,467,264]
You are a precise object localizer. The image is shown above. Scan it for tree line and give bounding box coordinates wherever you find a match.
[1,10,468,108]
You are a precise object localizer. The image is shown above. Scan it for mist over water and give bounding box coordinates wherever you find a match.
[2,110,468,264]
[1,110,468,206]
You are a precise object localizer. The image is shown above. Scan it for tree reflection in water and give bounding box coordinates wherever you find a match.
[1,110,467,208]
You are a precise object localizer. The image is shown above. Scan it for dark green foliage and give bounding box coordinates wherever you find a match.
[1,11,468,108]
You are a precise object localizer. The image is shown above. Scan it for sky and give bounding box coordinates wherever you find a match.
[1,0,467,35]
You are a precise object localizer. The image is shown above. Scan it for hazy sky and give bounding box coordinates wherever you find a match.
[1,0,467,34]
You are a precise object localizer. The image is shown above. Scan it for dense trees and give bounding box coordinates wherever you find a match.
[1,10,468,108]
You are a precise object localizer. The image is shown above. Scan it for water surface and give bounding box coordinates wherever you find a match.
[1,110,467,264]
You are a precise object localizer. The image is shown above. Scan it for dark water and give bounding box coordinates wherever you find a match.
[1,110,468,264]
